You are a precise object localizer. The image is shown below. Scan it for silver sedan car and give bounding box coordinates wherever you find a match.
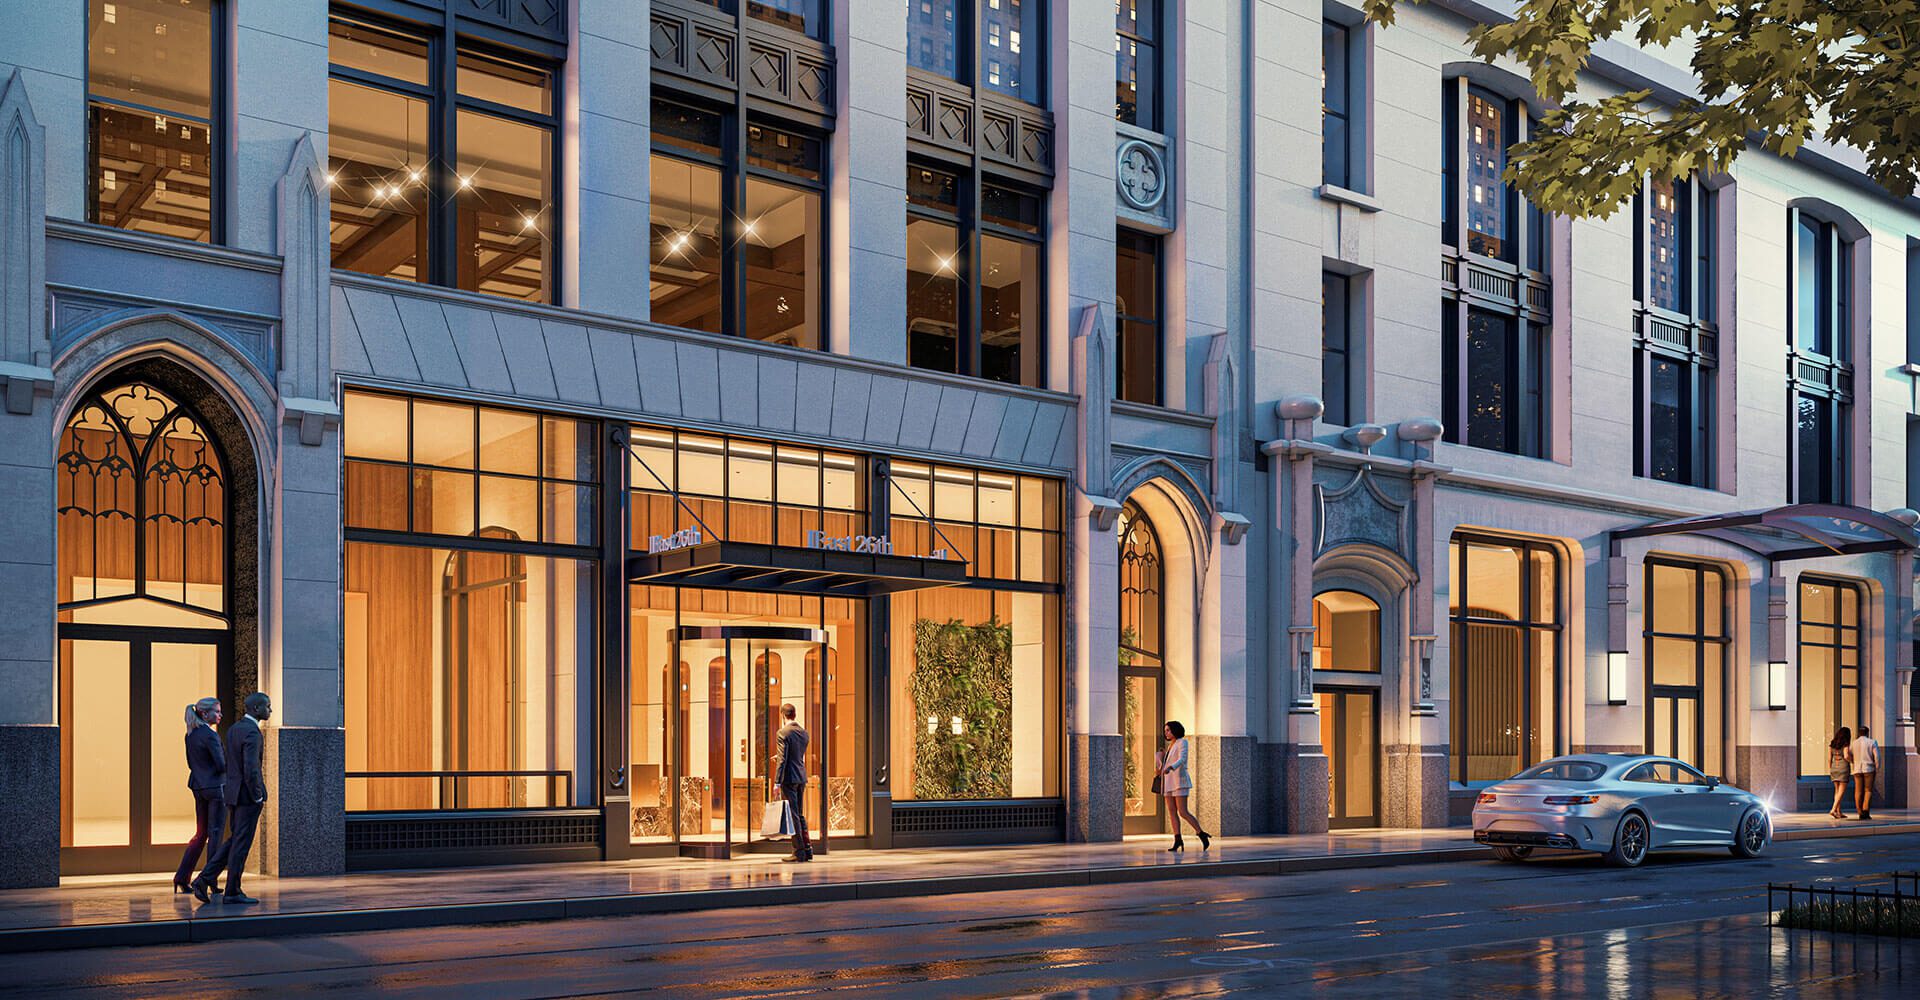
[1472,754,1772,867]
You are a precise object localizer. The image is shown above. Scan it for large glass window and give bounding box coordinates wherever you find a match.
[328,16,557,301]
[1442,306,1544,457]
[1323,271,1359,425]
[1116,229,1161,405]
[885,461,1061,586]
[1116,0,1158,129]
[909,0,1043,105]
[649,99,824,349]
[87,0,219,241]
[341,391,601,812]
[627,425,864,549]
[1633,176,1718,486]
[1798,578,1863,777]
[1449,534,1560,782]
[1644,560,1727,776]
[908,164,1044,386]
[1321,19,1359,189]
[1313,591,1380,673]
[1789,211,1854,503]
[1118,501,1163,832]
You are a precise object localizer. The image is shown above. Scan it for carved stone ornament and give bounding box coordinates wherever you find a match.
[1314,465,1410,561]
[1116,139,1166,212]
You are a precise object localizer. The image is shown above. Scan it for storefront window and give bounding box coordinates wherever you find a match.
[1644,560,1727,775]
[888,587,1059,800]
[1798,577,1863,777]
[886,462,1060,585]
[629,425,864,548]
[1449,534,1560,782]
[342,392,600,812]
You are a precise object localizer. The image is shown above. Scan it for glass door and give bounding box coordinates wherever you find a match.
[60,630,227,874]
[1121,669,1164,835]
[1316,687,1379,829]
[672,625,828,857]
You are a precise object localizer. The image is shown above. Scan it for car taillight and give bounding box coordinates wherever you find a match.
[1543,795,1599,806]
[1477,793,1497,804]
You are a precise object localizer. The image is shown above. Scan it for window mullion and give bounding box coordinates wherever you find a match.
[432,21,459,290]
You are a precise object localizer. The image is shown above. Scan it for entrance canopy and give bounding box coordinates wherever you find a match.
[627,541,966,597]
[1609,503,1920,563]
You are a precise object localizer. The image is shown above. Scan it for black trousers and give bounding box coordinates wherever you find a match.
[174,790,225,885]
[781,782,811,854]
[197,801,262,895]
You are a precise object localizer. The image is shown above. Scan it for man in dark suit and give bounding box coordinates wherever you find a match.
[772,702,812,863]
[192,691,271,904]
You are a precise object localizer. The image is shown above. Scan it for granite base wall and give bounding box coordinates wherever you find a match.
[1069,733,1123,842]
[1252,741,1287,834]
[1382,744,1449,828]
[1735,745,1797,810]
[0,725,58,888]
[262,726,345,876]
[1192,734,1253,836]
[1285,743,1330,834]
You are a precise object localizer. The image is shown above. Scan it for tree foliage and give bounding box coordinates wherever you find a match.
[1363,0,1920,218]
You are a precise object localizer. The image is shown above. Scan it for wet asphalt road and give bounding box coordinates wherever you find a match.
[9,833,1920,998]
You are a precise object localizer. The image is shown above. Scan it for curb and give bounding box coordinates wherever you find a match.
[0,846,1489,954]
[2,826,1909,954]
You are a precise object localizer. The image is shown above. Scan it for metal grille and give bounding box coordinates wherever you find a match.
[892,801,1063,835]
[1466,267,1517,300]
[346,813,601,853]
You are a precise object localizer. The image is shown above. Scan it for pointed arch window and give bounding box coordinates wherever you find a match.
[1118,500,1162,668]
[57,382,228,624]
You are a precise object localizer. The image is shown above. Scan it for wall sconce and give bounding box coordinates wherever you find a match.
[1768,661,1789,710]
[951,715,965,736]
[926,714,938,734]
[1607,651,1628,706]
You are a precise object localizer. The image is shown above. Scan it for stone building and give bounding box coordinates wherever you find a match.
[0,0,1912,886]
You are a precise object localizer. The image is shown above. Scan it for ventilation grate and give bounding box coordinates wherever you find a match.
[892,801,1063,835]
[347,813,601,853]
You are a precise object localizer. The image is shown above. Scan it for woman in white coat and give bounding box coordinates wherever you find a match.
[1157,720,1211,851]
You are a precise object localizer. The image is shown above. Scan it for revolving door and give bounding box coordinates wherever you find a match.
[673,625,831,857]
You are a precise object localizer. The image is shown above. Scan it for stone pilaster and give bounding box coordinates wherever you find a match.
[1070,733,1123,842]
[1734,745,1798,812]
[1285,742,1330,834]
[1192,733,1253,835]
[1252,740,1288,833]
[261,725,345,876]
[1382,743,1448,828]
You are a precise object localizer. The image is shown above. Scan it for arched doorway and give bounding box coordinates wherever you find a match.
[56,375,240,874]
[1313,589,1381,828]
[1118,499,1165,835]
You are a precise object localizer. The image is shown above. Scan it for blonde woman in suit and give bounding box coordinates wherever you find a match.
[1158,721,1211,852]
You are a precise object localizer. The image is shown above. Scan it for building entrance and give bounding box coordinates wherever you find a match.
[1317,688,1379,829]
[673,625,830,857]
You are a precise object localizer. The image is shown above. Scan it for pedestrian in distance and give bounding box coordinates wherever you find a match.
[1825,726,1853,819]
[773,702,813,863]
[173,696,226,895]
[1850,725,1879,821]
[1158,720,1211,852]
[191,691,271,904]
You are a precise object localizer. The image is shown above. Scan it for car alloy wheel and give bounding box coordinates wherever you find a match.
[1608,814,1648,867]
[1733,811,1767,858]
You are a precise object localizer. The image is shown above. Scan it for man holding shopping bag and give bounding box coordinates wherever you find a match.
[773,702,813,862]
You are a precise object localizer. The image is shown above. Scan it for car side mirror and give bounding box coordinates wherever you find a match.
[1706,775,1721,788]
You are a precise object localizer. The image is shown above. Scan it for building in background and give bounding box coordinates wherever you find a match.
[0,0,1913,886]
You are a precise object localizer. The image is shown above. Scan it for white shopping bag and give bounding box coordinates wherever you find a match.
[761,799,795,838]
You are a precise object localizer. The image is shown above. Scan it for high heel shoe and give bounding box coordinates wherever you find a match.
[1167,834,1185,852]
[173,880,192,895]
[1198,830,1212,851]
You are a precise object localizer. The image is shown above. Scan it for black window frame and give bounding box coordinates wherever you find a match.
[906,159,1047,387]
[1116,227,1162,405]
[1449,533,1562,784]
[1641,558,1729,775]
[326,7,564,302]
[1321,17,1360,190]
[1797,575,1864,779]
[908,0,1048,108]
[1788,209,1855,504]
[85,0,229,244]
[647,92,829,349]
[1442,304,1544,457]
[1633,175,1719,488]
[1322,270,1360,426]
[1116,0,1159,131]
[685,0,830,40]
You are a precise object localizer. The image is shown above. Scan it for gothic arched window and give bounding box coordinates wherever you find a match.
[57,382,228,622]
[1118,500,1162,669]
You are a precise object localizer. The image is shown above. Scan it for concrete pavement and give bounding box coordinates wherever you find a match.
[2,809,1914,954]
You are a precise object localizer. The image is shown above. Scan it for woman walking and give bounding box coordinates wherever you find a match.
[1158,721,1211,852]
[174,697,226,894]
[1826,725,1854,819]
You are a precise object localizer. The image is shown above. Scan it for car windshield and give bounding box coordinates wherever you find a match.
[1514,761,1605,781]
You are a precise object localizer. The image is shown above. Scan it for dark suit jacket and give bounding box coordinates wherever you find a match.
[185,724,226,793]
[774,722,809,787]
[222,715,267,808]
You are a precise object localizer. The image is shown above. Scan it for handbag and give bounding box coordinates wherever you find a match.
[1150,773,1163,795]
[760,798,795,838]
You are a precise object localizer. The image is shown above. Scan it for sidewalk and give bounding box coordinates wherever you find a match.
[3,809,1913,953]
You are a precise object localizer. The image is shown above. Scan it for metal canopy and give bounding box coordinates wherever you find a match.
[1609,503,1920,563]
[626,541,967,597]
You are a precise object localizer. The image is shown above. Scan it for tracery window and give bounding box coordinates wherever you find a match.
[57,382,227,621]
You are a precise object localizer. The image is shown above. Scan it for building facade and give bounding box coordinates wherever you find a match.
[0,0,1914,885]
